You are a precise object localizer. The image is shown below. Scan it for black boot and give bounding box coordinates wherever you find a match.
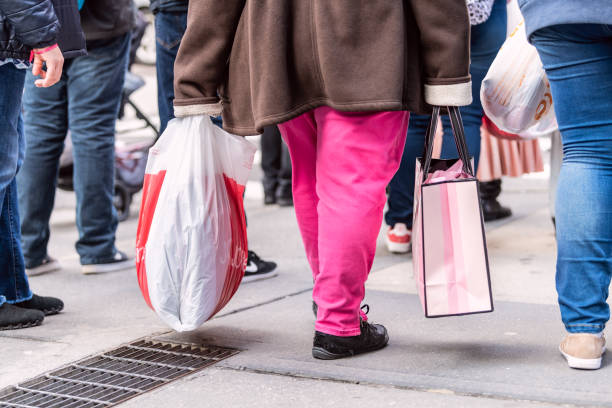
[16,294,64,316]
[480,179,512,222]
[312,319,389,360]
[0,303,45,330]
[276,183,293,207]
[264,190,277,205]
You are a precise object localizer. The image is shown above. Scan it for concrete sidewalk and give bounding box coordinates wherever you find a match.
[3,163,611,407]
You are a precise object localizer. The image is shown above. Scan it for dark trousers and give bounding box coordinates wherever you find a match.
[261,126,292,198]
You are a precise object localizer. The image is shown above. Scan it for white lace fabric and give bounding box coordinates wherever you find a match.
[466,0,495,25]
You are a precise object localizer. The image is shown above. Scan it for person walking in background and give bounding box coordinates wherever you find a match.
[151,0,278,282]
[519,0,612,370]
[17,0,135,276]
[261,125,293,206]
[385,0,509,254]
[172,0,471,358]
[0,0,75,329]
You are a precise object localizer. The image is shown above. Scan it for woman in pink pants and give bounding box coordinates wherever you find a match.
[172,0,472,359]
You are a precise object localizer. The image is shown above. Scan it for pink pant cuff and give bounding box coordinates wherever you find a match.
[315,323,361,337]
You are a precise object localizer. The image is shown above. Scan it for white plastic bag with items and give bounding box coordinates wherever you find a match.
[135,115,257,331]
[480,20,558,138]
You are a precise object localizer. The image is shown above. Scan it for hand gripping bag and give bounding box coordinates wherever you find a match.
[480,20,557,138]
[136,116,257,331]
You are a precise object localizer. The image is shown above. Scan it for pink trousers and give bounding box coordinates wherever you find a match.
[278,107,409,336]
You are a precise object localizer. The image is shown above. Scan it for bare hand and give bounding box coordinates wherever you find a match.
[32,45,64,88]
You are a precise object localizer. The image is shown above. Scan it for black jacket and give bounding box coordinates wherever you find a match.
[53,0,86,59]
[0,0,60,60]
[80,0,133,41]
[150,0,187,14]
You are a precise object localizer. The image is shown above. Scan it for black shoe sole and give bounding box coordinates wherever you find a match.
[0,318,43,331]
[484,212,512,222]
[41,307,63,316]
[312,332,389,360]
[312,347,355,360]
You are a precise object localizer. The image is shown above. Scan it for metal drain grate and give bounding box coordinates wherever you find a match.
[0,339,239,407]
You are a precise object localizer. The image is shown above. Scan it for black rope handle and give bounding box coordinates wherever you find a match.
[421,106,474,181]
[421,106,440,182]
[448,106,474,176]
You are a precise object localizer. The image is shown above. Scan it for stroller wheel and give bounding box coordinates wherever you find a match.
[114,185,132,222]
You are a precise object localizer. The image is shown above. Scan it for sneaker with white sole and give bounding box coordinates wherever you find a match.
[385,223,411,254]
[26,256,61,277]
[243,251,278,283]
[559,333,606,370]
[81,251,133,274]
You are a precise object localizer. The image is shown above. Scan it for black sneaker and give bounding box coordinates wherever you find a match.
[16,294,64,316]
[26,255,61,277]
[81,250,133,274]
[243,251,278,283]
[0,303,45,330]
[312,319,389,360]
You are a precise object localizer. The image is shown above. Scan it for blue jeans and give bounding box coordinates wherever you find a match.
[155,10,187,134]
[385,0,507,228]
[0,64,32,307]
[155,10,223,133]
[18,34,130,266]
[531,24,612,334]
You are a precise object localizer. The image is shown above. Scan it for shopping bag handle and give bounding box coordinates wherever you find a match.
[421,106,474,181]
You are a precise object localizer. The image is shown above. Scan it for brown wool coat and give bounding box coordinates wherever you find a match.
[173,0,472,136]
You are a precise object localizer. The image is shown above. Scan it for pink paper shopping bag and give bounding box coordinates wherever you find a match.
[412,107,493,317]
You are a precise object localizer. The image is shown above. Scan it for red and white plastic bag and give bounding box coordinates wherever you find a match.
[136,115,257,331]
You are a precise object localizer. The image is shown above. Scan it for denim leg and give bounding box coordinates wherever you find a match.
[0,179,32,306]
[155,10,187,134]
[440,0,507,170]
[385,115,427,228]
[18,68,69,267]
[67,34,130,264]
[531,24,612,334]
[0,63,31,306]
[0,64,26,210]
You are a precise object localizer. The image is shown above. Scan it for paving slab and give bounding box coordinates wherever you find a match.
[119,366,566,408]
[155,290,612,407]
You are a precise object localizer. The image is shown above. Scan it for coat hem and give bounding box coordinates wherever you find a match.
[222,98,410,136]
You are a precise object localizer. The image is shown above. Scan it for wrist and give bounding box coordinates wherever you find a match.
[33,44,59,54]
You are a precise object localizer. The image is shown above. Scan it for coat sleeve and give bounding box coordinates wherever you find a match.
[0,0,60,49]
[407,0,472,106]
[173,0,246,116]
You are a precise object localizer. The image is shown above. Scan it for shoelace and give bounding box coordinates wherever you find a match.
[361,304,370,315]
[359,304,370,322]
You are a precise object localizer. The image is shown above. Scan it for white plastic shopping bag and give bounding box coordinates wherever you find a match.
[480,20,557,138]
[136,115,257,331]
